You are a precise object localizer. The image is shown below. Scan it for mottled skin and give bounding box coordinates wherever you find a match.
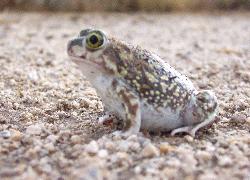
[67,29,218,137]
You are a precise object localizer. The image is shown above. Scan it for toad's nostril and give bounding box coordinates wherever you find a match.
[67,38,83,53]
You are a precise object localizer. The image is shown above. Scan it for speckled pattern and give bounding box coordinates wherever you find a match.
[0,12,250,179]
[103,38,193,109]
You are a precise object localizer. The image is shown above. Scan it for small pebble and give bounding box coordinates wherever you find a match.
[28,71,39,82]
[127,134,138,141]
[0,130,11,138]
[218,156,233,167]
[26,124,43,135]
[129,142,141,152]
[9,79,16,86]
[0,114,7,124]
[195,150,212,163]
[97,149,108,158]
[44,142,56,153]
[105,141,115,151]
[246,117,250,125]
[71,135,81,144]
[184,135,194,142]
[79,98,93,109]
[142,143,160,158]
[118,140,129,152]
[85,140,99,155]
[159,143,174,154]
[134,166,142,174]
[10,129,23,141]
[46,135,58,143]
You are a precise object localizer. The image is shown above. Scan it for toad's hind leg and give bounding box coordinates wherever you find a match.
[171,112,217,137]
[112,80,141,136]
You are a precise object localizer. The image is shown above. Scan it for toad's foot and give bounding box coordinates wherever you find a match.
[171,113,217,137]
[171,126,197,137]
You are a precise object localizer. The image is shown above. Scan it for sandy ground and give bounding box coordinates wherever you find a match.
[0,12,250,179]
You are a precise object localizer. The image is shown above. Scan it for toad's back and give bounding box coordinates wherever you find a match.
[102,38,196,111]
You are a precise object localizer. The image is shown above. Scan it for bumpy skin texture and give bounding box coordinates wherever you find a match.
[103,39,193,110]
[67,29,218,137]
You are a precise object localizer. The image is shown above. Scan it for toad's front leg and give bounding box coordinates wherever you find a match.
[113,80,141,136]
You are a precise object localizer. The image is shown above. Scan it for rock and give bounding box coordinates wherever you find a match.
[71,135,81,145]
[105,141,115,151]
[79,98,93,109]
[0,114,7,124]
[40,157,52,173]
[21,112,34,121]
[115,152,130,166]
[25,148,38,159]
[0,130,11,138]
[26,124,43,135]
[44,142,56,153]
[46,134,59,143]
[20,166,39,179]
[134,166,142,174]
[71,164,106,180]
[246,117,250,125]
[85,140,99,155]
[142,143,160,158]
[9,79,16,86]
[129,142,141,152]
[198,172,217,180]
[159,143,175,154]
[71,101,80,109]
[127,134,138,141]
[98,149,108,158]
[184,135,194,142]
[10,129,23,141]
[195,150,212,164]
[218,156,233,167]
[28,70,39,83]
[117,140,129,152]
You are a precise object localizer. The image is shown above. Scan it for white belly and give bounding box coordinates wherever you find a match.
[140,103,184,132]
[92,76,185,132]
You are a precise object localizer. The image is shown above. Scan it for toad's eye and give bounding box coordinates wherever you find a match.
[86,31,104,50]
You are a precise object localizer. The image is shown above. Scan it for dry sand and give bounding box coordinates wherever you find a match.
[0,12,250,179]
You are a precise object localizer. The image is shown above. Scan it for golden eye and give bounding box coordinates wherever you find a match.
[86,31,104,50]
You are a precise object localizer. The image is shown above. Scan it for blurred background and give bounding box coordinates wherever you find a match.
[1,0,250,11]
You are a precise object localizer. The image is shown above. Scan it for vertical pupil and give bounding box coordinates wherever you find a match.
[89,35,98,44]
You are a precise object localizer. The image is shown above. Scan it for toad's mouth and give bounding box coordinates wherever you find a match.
[69,55,104,71]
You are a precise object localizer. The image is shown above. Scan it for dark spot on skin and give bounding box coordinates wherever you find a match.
[121,103,125,109]
[104,38,194,111]
[124,118,132,130]
[213,101,218,110]
[169,76,177,81]
[112,79,118,88]
[103,43,126,69]
[69,38,83,48]
[119,89,139,116]
[79,29,92,37]
[80,55,86,59]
